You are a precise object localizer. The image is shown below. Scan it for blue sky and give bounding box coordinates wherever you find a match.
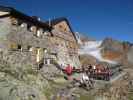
[0,0,133,42]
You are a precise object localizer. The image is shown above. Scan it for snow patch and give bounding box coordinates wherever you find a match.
[79,41,117,64]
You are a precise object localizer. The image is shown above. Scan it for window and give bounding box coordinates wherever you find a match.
[44,31,49,36]
[44,32,47,35]
[20,23,26,28]
[11,18,24,26]
[59,25,62,28]
[10,43,17,49]
[44,59,51,65]
[37,28,43,37]
[65,41,69,47]
[11,17,18,25]
[30,26,37,34]
[64,28,67,31]
[30,27,33,31]
[37,30,41,37]
[17,44,22,50]
[33,48,37,54]
[17,20,23,26]
[9,43,22,50]
[44,48,47,53]
[27,46,33,51]
[44,60,47,65]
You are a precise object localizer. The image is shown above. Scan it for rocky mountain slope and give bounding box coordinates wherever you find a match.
[79,40,117,64]
[0,49,79,100]
[78,35,133,67]
[101,38,133,66]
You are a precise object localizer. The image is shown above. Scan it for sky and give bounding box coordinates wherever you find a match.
[0,0,133,42]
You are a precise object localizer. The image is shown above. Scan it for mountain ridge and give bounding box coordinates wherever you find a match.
[78,33,133,67]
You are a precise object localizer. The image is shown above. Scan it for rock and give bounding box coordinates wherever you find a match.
[79,54,97,66]
[100,38,124,63]
[40,64,62,80]
[0,71,48,100]
[101,38,123,52]
[0,51,49,100]
[51,88,78,100]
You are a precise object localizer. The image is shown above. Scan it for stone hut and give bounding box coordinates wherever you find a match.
[0,6,53,68]
[47,17,80,68]
[0,6,80,69]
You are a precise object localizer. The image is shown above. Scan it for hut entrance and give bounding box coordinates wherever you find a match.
[36,48,44,63]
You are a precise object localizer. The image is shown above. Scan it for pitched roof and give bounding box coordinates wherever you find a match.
[46,17,78,42]
[0,5,52,31]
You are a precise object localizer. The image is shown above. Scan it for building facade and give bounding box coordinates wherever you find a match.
[0,6,80,68]
[49,18,80,67]
[0,6,53,68]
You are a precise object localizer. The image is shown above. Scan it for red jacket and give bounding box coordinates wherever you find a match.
[65,65,73,75]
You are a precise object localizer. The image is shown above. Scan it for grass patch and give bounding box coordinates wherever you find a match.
[43,80,62,100]
[43,88,54,100]
[80,94,94,100]
[128,93,133,100]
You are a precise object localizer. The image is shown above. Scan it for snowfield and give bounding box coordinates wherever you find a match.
[79,41,117,64]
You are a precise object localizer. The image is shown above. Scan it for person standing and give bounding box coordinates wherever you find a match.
[65,64,73,75]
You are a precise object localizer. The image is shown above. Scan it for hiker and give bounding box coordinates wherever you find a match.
[64,64,73,75]
[80,72,89,84]
[88,65,93,78]
[80,72,93,90]
[105,66,110,81]
[92,65,97,79]
[87,65,94,87]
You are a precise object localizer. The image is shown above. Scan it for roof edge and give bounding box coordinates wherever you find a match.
[46,17,78,42]
[0,5,52,31]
